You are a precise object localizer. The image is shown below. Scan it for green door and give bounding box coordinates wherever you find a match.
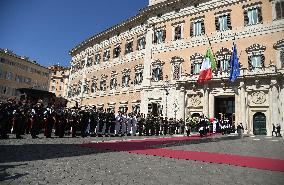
[253,112,267,135]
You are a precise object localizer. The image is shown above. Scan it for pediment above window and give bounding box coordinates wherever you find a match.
[215,48,232,60]
[171,56,184,64]
[190,53,204,63]
[273,39,284,50]
[152,59,165,67]
[122,68,131,74]
[246,44,266,55]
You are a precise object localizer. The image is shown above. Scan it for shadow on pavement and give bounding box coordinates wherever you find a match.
[0,144,108,164]
[0,163,29,182]
[0,135,243,164]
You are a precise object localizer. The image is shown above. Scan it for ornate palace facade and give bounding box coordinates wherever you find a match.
[67,0,284,136]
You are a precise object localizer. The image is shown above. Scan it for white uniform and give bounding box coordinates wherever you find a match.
[115,114,121,134]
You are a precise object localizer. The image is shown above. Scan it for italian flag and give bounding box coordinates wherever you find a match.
[197,48,217,84]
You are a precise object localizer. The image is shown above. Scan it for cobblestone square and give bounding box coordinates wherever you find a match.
[1,134,284,185]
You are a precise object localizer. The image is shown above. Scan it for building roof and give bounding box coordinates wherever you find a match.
[0,48,50,70]
[68,0,198,56]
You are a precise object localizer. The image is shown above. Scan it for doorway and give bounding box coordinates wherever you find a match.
[148,103,159,116]
[253,112,267,135]
[214,96,235,122]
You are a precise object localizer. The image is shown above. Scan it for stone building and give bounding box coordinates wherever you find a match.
[0,49,50,101]
[67,0,284,136]
[49,65,70,98]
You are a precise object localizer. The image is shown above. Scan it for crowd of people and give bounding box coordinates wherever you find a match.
[0,99,192,139]
[1,99,276,140]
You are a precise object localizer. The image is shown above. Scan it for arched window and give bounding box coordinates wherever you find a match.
[246,44,266,70]
[190,53,204,75]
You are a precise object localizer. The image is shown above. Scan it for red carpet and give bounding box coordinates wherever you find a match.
[79,135,284,172]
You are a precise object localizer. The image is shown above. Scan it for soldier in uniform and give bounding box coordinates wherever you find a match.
[43,106,55,138]
[89,106,98,137]
[97,108,105,137]
[179,118,185,135]
[163,117,169,135]
[145,114,151,136]
[154,116,160,136]
[30,101,44,139]
[109,110,116,137]
[104,109,111,137]
[115,111,122,136]
[70,109,78,138]
[137,113,144,136]
[12,102,24,139]
[0,101,13,139]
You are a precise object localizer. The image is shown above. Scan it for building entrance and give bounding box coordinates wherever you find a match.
[253,112,267,135]
[214,96,235,122]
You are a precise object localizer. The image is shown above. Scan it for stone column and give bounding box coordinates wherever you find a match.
[239,81,247,130]
[203,85,209,117]
[270,79,279,129]
[179,86,186,121]
[209,93,214,118]
[142,25,154,87]
[80,56,88,106]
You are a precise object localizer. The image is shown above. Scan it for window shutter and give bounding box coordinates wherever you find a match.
[162,30,166,42]
[227,14,232,30]
[190,22,193,37]
[248,56,253,70]
[244,10,249,26]
[190,63,194,74]
[153,32,157,44]
[217,60,221,71]
[215,16,220,31]
[258,7,263,23]
[261,54,265,68]
[152,68,155,80]
[201,20,205,35]
[160,68,163,80]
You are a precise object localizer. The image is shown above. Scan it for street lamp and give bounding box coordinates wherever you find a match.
[163,75,170,118]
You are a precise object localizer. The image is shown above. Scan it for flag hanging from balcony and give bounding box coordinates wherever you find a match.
[229,43,240,82]
[197,48,216,84]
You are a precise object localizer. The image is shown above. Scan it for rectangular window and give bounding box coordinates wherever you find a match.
[137,36,146,50]
[153,29,166,44]
[95,53,101,64]
[174,25,182,40]
[245,7,262,26]
[103,50,110,62]
[251,56,262,68]
[125,41,133,54]
[190,20,205,36]
[276,1,284,20]
[216,14,231,31]
[113,46,121,58]
[193,63,201,74]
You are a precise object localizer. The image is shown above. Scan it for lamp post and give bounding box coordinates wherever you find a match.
[163,75,170,118]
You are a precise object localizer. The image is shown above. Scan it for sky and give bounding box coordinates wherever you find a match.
[0,0,148,67]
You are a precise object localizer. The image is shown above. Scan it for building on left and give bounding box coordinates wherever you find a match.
[0,49,51,101]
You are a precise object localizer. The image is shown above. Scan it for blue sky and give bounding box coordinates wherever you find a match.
[0,0,148,67]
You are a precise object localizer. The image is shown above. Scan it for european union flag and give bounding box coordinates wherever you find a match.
[229,44,240,82]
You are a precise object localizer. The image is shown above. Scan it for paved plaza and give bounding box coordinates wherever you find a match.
[1,134,284,185]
